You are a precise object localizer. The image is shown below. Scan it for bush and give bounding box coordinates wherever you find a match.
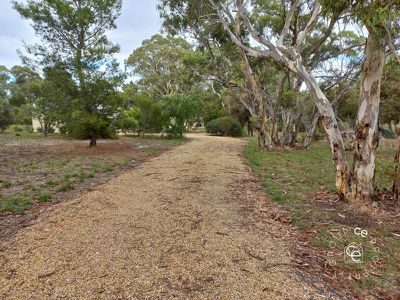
[25,125,34,133]
[0,99,13,131]
[11,124,23,132]
[161,93,203,138]
[206,117,243,137]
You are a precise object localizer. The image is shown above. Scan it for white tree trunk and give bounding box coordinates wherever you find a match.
[295,65,350,199]
[235,2,273,150]
[350,31,385,203]
[304,112,320,149]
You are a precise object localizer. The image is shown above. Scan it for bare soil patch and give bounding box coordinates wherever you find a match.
[0,135,184,243]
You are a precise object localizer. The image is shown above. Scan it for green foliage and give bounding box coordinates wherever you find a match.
[0,99,13,131]
[13,0,124,145]
[12,105,32,125]
[68,78,124,140]
[161,93,203,138]
[134,94,165,135]
[202,95,224,124]
[116,108,140,133]
[381,62,400,124]
[59,181,73,192]
[127,34,202,99]
[70,110,116,140]
[206,117,243,137]
[10,124,23,132]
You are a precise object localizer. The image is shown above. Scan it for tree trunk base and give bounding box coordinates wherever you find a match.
[90,131,97,147]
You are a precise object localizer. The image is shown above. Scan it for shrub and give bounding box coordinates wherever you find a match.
[161,93,203,138]
[206,117,243,137]
[25,125,34,133]
[0,99,13,131]
[11,124,23,132]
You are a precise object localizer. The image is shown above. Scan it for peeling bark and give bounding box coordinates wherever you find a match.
[304,112,320,149]
[235,0,273,150]
[350,31,385,203]
[295,65,350,199]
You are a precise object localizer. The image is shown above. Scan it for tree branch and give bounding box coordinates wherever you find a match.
[297,3,322,47]
[278,0,300,46]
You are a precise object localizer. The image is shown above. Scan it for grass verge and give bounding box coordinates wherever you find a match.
[244,137,399,297]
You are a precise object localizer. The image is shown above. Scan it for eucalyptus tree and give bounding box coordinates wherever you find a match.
[159,0,361,151]
[209,0,399,203]
[127,34,205,100]
[158,0,282,149]
[13,0,124,146]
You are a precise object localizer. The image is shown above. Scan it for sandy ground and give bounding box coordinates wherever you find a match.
[1,134,330,299]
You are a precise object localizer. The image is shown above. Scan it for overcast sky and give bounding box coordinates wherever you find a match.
[0,0,161,69]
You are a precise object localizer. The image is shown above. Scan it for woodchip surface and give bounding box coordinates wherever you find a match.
[1,134,331,299]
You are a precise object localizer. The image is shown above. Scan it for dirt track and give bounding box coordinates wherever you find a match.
[1,134,328,299]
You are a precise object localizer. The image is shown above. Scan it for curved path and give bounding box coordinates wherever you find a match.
[1,134,323,299]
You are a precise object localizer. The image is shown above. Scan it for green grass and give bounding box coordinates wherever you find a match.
[58,181,73,192]
[46,179,57,186]
[0,131,61,144]
[244,138,397,204]
[102,164,113,173]
[63,173,73,180]
[244,138,336,207]
[244,137,399,292]
[1,179,12,188]
[0,195,32,213]
[38,193,52,202]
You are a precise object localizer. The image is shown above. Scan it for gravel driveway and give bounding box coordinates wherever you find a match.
[0,134,326,299]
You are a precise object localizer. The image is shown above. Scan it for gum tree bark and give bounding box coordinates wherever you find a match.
[304,112,320,149]
[209,0,351,199]
[392,122,400,201]
[296,66,350,198]
[235,0,273,150]
[350,30,385,203]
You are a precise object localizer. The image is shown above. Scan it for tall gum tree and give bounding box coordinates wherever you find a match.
[209,0,399,203]
[158,0,358,151]
[209,0,351,199]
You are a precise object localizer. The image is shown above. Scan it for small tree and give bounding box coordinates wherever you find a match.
[14,0,124,146]
[70,77,124,144]
[161,93,203,138]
